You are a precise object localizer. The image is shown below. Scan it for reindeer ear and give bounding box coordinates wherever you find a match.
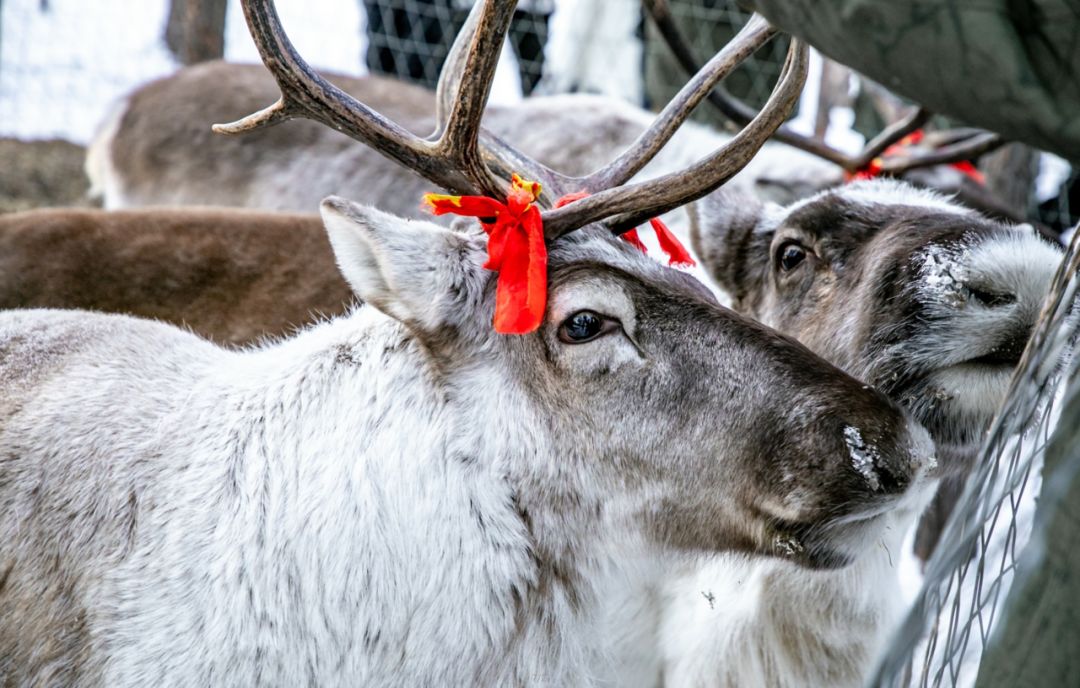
[688,188,778,306]
[320,196,483,331]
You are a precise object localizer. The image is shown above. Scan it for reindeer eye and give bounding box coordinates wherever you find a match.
[778,242,807,271]
[558,311,616,344]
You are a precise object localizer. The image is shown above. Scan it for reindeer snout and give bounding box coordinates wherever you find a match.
[963,277,1036,366]
[844,417,935,497]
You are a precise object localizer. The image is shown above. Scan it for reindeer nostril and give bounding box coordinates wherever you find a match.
[970,326,1031,366]
[873,455,910,495]
[842,425,912,494]
[968,285,1017,308]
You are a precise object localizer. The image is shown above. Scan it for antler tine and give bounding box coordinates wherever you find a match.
[433,0,485,130]
[641,0,846,161]
[541,33,808,239]
[430,0,518,198]
[580,15,777,192]
[215,0,477,196]
[434,0,573,202]
[642,0,998,176]
[855,106,931,167]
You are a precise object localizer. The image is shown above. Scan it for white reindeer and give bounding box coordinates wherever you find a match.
[0,4,939,685]
[646,179,1064,688]
[0,200,940,686]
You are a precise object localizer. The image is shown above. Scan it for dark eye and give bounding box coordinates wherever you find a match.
[778,242,807,271]
[558,311,616,344]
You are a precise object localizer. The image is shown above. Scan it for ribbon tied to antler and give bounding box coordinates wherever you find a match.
[423,175,694,335]
[848,129,986,184]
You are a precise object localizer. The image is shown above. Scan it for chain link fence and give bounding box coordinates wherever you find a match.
[0,0,362,144]
[362,0,550,94]
[873,224,1080,687]
[641,0,789,121]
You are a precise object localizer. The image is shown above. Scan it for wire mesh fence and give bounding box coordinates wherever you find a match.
[362,0,550,94]
[0,0,178,143]
[873,224,1080,687]
[0,0,798,140]
[641,0,789,120]
[0,0,364,144]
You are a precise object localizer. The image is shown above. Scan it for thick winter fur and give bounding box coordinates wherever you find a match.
[660,179,1063,687]
[88,61,842,225]
[0,207,352,346]
[0,200,934,686]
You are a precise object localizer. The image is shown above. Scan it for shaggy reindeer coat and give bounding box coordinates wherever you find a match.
[0,200,932,686]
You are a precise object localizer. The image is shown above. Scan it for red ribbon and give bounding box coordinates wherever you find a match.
[423,176,695,335]
[554,192,695,267]
[847,129,986,184]
[424,174,546,335]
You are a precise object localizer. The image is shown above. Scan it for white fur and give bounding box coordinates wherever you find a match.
[84,96,129,208]
[786,178,976,219]
[1,200,936,687]
[0,206,620,685]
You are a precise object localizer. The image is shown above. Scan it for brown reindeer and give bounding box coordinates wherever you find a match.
[0,207,351,346]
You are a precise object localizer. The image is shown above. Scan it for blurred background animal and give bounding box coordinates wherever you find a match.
[0,207,351,346]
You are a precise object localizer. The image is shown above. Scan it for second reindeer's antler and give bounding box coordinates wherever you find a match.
[218,0,807,240]
[542,16,806,237]
[640,0,1003,177]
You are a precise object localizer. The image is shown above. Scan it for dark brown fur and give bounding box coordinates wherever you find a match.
[0,208,354,346]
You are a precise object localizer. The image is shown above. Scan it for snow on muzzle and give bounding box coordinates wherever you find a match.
[744,378,937,570]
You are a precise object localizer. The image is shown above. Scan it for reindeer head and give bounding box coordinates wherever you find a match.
[691,179,1063,448]
[322,197,934,570]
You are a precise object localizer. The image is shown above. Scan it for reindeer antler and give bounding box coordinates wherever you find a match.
[543,26,807,237]
[214,0,566,201]
[641,0,1003,176]
[220,0,807,240]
